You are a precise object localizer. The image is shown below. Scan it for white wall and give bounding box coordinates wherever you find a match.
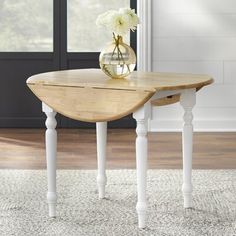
[150,0,236,131]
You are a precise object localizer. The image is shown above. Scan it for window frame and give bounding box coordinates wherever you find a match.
[0,0,137,69]
[0,0,137,128]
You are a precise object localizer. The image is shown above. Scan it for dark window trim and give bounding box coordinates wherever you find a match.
[130,0,137,53]
[0,52,53,60]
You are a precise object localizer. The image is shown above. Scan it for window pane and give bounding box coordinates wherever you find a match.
[68,0,130,52]
[0,0,53,52]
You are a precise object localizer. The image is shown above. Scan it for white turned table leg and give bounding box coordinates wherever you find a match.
[180,89,196,208]
[133,104,150,229]
[96,122,107,199]
[42,103,57,217]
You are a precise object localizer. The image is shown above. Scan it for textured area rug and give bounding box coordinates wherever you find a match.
[0,170,235,236]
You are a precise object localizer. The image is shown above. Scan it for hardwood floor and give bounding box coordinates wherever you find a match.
[0,129,235,169]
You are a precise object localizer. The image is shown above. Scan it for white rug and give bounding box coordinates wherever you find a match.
[0,170,235,236]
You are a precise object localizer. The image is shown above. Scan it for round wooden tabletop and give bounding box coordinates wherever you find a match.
[27,69,213,122]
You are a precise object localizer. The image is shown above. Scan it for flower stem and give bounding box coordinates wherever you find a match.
[111,33,126,73]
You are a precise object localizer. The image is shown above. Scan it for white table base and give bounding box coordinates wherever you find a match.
[42,103,57,217]
[42,88,196,229]
[96,122,107,199]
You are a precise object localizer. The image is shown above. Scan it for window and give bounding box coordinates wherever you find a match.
[0,0,137,128]
[67,0,130,52]
[0,0,53,52]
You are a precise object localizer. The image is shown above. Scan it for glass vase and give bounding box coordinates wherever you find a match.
[99,36,136,79]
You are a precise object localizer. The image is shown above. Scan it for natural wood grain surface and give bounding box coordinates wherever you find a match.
[27,69,213,92]
[151,94,181,106]
[27,69,213,122]
[28,84,153,122]
[151,87,202,106]
[0,129,235,170]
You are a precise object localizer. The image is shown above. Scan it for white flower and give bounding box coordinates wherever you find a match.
[119,8,139,31]
[107,12,130,36]
[96,8,140,36]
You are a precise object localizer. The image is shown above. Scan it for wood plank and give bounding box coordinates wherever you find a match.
[0,129,235,169]
[27,69,213,122]
[28,84,154,122]
[27,69,213,92]
[151,94,180,106]
[155,14,236,37]
[154,38,236,61]
[153,61,223,84]
[155,0,236,14]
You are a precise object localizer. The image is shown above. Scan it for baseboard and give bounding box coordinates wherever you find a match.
[149,119,236,132]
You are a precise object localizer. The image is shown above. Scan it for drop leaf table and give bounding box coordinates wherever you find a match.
[27,69,213,228]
